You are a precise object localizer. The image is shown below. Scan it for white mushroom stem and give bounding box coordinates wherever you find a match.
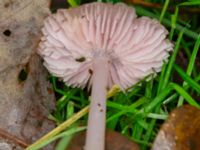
[85,57,109,150]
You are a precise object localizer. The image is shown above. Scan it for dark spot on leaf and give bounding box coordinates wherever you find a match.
[4,3,9,8]
[18,69,28,82]
[75,57,86,62]
[3,29,11,37]
[88,69,93,75]
[106,86,109,91]
[47,87,53,94]
[97,103,101,107]
[100,109,103,112]
[38,120,43,127]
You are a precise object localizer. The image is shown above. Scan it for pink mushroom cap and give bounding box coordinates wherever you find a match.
[38,2,173,90]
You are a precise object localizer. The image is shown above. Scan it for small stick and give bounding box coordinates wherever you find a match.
[0,128,29,148]
[127,0,200,13]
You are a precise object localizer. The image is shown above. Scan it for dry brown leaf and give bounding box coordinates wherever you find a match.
[67,130,140,150]
[152,105,200,150]
[0,0,55,149]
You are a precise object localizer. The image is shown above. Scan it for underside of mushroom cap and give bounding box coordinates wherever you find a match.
[38,2,173,90]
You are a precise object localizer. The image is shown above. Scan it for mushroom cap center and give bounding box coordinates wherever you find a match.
[91,49,122,65]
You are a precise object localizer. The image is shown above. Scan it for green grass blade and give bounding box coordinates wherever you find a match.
[55,136,72,150]
[174,64,200,94]
[159,0,170,23]
[27,127,86,150]
[161,31,183,90]
[144,86,172,114]
[178,35,200,106]
[157,63,167,95]
[147,113,168,120]
[67,0,78,7]
[186,35,200,75]
[106,97,146,123]
[145,76,154,98]
[169,7,179,40]
[170,83,200,108]
[179,1,200,6]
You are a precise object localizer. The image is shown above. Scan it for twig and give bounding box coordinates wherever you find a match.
[128,0,161,8]
[126,0,200,13]
[0,128,29,148]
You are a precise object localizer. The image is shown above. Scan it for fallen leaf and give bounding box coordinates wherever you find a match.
[0,0,56,149]
[152,105,200,150]
[67,129,140,150]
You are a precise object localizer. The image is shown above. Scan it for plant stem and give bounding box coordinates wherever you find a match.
[85,57,109,150]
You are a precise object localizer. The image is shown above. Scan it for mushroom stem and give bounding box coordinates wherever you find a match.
[85,57,109,150]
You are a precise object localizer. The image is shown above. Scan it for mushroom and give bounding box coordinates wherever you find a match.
[38,2,173,150]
